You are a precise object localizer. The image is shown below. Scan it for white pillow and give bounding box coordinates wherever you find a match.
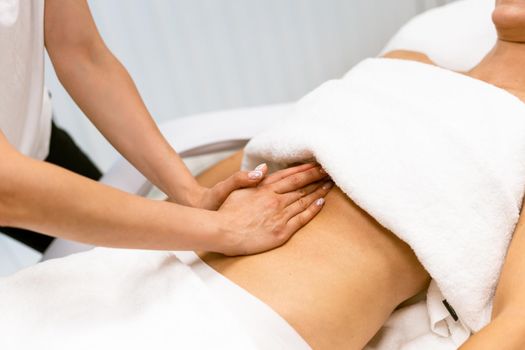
[381,0,496,72]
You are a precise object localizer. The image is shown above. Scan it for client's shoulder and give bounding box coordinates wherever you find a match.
[381,50,436,66]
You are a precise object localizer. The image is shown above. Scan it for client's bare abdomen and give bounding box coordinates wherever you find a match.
[198,152,429,349]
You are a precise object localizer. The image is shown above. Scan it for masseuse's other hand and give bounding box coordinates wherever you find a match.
[217,164,332,256]
[185,164,269,210]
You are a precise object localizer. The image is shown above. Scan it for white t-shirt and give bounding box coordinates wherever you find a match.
[0,0,51,160]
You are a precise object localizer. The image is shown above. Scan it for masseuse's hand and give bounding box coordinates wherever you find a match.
[216,164,333,256]
[182,164,269,210]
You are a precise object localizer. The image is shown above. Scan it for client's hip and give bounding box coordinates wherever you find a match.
[174,250,311,349]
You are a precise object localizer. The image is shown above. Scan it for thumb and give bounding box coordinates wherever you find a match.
[216,163,268,197]
[209,164,268,209]
[245,163,268,185]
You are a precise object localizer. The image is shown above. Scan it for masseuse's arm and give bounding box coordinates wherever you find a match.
[459,209,525,349]
[0,133,330,255]
[43,0,247,210]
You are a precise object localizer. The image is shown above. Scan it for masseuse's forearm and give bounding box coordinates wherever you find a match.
[49,44,197,204]
[0,151,222,251]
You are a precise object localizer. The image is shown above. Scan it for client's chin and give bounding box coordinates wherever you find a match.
[492,2,525,42]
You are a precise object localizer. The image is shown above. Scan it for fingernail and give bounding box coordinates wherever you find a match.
[315,198,325,206]
[322,181,333,190]
[248,170,263,179]
[255,163,267,171]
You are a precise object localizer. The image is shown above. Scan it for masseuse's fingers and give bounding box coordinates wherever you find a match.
[280,181,322,205]
[283,182,333,220]
[280,180,332,206]
[269,165,328,194]
[260,163,317,186]
[282,195,327,239]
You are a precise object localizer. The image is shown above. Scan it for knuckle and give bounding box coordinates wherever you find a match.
[298,214,308,227]
[299,197,310,210]
[312,168,323,178]
[276,234,289,246]
[316,186,326,195]
[271,222,286,236]
[289,175,302,187]
[297,188,307,196]
[298,197,309,209]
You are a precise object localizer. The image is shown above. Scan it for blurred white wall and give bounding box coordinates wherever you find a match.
[44,0,455,171]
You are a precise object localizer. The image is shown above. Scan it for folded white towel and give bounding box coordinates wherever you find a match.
[243,58,525,342]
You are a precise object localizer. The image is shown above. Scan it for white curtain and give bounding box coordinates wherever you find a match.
[44,0,455,170]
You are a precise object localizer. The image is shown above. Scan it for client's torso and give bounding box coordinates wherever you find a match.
[198,50,525,349]
[197,152,428,349]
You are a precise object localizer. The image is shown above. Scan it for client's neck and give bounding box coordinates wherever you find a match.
[468,40,525,99]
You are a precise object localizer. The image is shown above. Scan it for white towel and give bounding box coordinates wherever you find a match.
[364,285,468,350]
[243,57,525,343]
[0,248,259,350]
[366,300,455,350]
